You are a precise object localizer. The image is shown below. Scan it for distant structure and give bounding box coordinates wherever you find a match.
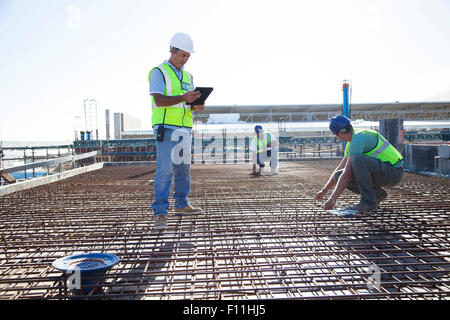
[342,80,351,118]
[194,101,450,124]
[84,99,98,140]
[114,113,141,140]
[105,109,111,140]
[0,134,3,168]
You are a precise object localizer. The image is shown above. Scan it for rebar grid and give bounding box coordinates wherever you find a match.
[0,161,449,300]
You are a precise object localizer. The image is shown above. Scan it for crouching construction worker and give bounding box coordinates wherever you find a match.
[250,125,279,176]
[315,115,404,213]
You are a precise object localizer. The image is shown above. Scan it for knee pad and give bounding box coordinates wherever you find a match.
[333,170,343,182]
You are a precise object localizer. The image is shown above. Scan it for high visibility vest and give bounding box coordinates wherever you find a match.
[345,129,403,166]
[252,133,272,153]
[150,63,194,128]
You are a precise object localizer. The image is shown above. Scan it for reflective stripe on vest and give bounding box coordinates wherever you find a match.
[252,133,271,153]
[345,129,403,165]
[150,63,194,127]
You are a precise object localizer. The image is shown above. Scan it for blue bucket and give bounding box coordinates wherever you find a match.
[52,253,120,295]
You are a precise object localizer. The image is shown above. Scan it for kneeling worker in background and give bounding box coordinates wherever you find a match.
[250,125,279,176]
[315,115,404,213]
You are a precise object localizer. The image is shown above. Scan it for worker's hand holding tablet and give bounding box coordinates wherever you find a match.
[183,91,201,104]
[186,87,213,112]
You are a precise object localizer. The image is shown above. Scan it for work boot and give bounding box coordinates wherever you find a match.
[375,188,388,206]
[154,214,168,230]
[175,205,203,216]
[262,170,277,176]
[344,202,377,213]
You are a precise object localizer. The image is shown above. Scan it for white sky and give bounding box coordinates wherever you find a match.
[1,0,449,141]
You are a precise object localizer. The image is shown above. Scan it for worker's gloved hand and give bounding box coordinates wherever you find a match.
[183,91,201,104]
[324,198,336,210]
[314,189,326,201]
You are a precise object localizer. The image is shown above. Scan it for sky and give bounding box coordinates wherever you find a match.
[1,0,450,141]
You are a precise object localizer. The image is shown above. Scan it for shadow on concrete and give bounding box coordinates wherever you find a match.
[106,235,195,299]
[331,210,450,296]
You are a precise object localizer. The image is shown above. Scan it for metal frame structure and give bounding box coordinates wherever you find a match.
[194,109,450,123]
[0,151,98,176]
[84,99,98,140]
[0,163,448,300]
[192,101,450,123]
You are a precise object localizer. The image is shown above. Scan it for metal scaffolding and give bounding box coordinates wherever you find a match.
[84,99,98,140]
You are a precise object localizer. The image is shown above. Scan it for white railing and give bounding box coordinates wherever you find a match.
[0,151,98,183]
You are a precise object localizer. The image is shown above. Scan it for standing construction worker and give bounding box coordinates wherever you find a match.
[315,115,404,213]
[250,125,279,176]
[149,32,204,230]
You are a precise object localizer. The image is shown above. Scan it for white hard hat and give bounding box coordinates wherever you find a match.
[169,32,195,54]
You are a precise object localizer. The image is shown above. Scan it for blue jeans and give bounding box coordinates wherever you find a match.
[152,126,192,216]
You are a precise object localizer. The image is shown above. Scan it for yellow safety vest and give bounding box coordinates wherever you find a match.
[345,129,403,165]
[252,133,272,153]
[150,63,194,128]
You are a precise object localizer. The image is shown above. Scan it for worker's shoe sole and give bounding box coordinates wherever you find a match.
[153,214,168,230]
[375,189,388,206]
[174,206,203,216]
[344,203,378,214]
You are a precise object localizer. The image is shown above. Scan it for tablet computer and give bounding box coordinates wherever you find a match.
[187,87,213,105]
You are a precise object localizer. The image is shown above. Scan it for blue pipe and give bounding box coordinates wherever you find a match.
[342,82,350,118]
[342,82,350,150]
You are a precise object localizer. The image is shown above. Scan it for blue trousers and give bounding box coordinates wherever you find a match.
[152,126,191,216]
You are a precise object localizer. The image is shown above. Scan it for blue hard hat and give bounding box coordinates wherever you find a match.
[254,125,263,133]
[329,115,351,134]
